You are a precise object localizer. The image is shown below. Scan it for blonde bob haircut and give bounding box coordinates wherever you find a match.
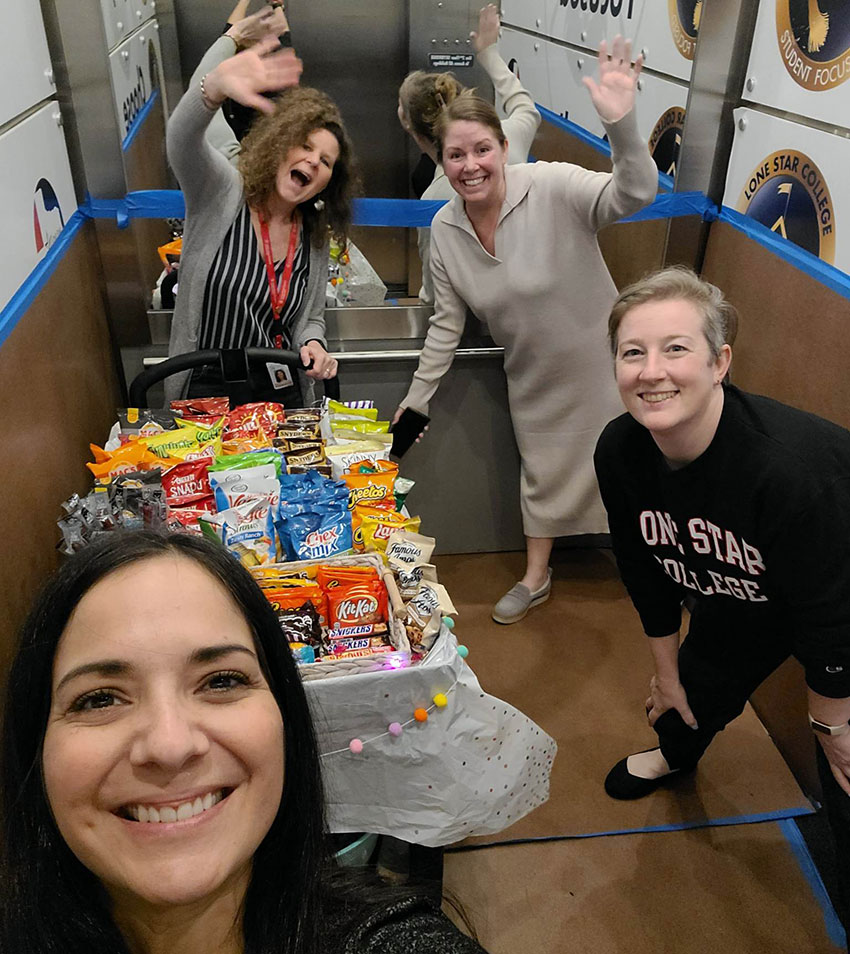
[608,266,739,360]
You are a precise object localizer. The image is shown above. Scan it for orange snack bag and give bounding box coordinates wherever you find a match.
[316,564,380,591]
[87,441,161,481]
[341,460,399,511]
[328,581,387,629]
[263,584,328,626]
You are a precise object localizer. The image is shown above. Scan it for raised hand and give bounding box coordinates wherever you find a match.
[581,35,643,124]
[470,4,500,54]
[226,4,289,49]
[203,37,302,113]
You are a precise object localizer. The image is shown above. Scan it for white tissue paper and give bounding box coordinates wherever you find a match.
[305,628,556,848]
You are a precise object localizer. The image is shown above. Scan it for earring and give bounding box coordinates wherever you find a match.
[314,197,325,211]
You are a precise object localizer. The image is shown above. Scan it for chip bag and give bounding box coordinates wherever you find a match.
[341,459,399,511]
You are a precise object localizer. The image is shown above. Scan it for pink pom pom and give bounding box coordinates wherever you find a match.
[388,722,403,737]
[348,738,364,754]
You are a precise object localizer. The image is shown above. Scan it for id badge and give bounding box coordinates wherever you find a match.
[266,362,294,390]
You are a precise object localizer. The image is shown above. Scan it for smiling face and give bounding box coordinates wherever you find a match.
[615,298,731,463]
[274,127,339,207]
[42,555,285,915]
[441,120,508,207]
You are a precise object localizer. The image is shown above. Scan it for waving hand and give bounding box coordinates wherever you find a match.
[582,35,643,123]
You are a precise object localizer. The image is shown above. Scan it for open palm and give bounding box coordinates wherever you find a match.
[582,35,643,124]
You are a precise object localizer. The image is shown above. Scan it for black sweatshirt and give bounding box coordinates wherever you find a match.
[594,385,850,698]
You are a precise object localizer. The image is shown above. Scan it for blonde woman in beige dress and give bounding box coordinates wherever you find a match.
[396,36,657,624]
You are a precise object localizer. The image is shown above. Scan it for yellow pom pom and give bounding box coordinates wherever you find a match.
[433,693,448,708]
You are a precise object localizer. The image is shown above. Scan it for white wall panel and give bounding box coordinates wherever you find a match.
[502,28,688,178]
[109,20,167,142]
[0,0,56,127]
[724,107,847,269]
[0,104,77,314]
[100,0,133,51]
[745,1,850,128]
[497,28,552,118]
[502,0,697,83]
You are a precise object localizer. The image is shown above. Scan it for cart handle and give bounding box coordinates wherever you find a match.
[128,347,340,406]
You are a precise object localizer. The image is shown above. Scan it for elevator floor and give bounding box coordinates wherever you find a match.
[434,549,845,953]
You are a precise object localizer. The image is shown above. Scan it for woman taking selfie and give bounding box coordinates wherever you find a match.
[0,533,486,954]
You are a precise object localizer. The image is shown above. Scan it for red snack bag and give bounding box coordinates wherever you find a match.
[170,397,230,419]
[328,581,387,629]
[165,497,217,535]
[161,457,212,507]
[226,403,287,441]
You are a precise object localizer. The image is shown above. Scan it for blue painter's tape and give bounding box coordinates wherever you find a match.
[122,90,160,152]
[444,805,815,853]
[716,206,850,304]
[537,102,674,193]
[352,197,447,227]
[127,189,185,219]
[779,818,847,949]
[0,210,88,350]
[620,190,717,224]
[77,189,712,229]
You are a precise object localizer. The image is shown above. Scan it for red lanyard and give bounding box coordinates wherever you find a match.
[259,212,299,349]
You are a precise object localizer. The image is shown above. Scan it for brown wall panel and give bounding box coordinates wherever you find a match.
[703,223,850,427]
[701,221,850,798]
[0,223,122,672]
[532,120,668,290]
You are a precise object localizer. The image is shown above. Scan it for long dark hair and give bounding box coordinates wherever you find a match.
[0,532,328,954]
[239,86,359,248]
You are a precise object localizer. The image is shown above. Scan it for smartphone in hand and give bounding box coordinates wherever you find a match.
[391,407,430,458]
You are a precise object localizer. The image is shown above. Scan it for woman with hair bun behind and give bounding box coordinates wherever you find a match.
[0,531,488,954]
[398,4,540,305]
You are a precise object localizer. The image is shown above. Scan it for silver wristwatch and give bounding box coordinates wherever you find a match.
[808,714,850,736]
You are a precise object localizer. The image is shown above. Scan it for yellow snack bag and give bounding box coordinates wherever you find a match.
[360,510,421,554]
[173,415,227,444]
[327,399,378,420]
[330,419,390,435]
[141,427,222,461]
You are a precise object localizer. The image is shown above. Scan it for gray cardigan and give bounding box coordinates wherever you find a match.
[164,37,328,404]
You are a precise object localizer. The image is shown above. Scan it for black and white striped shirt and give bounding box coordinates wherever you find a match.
[198,204,310,350]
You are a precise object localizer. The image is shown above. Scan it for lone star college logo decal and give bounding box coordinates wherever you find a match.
[668,0,701,60]
[648,107,686,178]
[737,149,836,263]
[776,0,850,90]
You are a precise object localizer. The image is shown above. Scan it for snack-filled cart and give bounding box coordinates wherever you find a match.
[59,350,556,847]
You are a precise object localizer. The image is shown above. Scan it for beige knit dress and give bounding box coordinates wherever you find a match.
[400,113,658,538]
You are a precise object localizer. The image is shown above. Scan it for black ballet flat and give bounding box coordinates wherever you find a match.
[604,750,696,800]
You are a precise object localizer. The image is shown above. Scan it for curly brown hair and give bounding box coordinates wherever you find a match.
[398,70,465,144]
[239,86,358,247]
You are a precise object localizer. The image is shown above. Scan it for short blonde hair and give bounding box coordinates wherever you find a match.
[608,267,738,359]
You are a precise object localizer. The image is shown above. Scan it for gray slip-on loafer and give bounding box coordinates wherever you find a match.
[491,568,552,624]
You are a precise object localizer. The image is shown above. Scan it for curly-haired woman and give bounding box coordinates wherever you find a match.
[165,37,357,405]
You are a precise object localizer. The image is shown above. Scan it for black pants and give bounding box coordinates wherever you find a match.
[653,616,850,942]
